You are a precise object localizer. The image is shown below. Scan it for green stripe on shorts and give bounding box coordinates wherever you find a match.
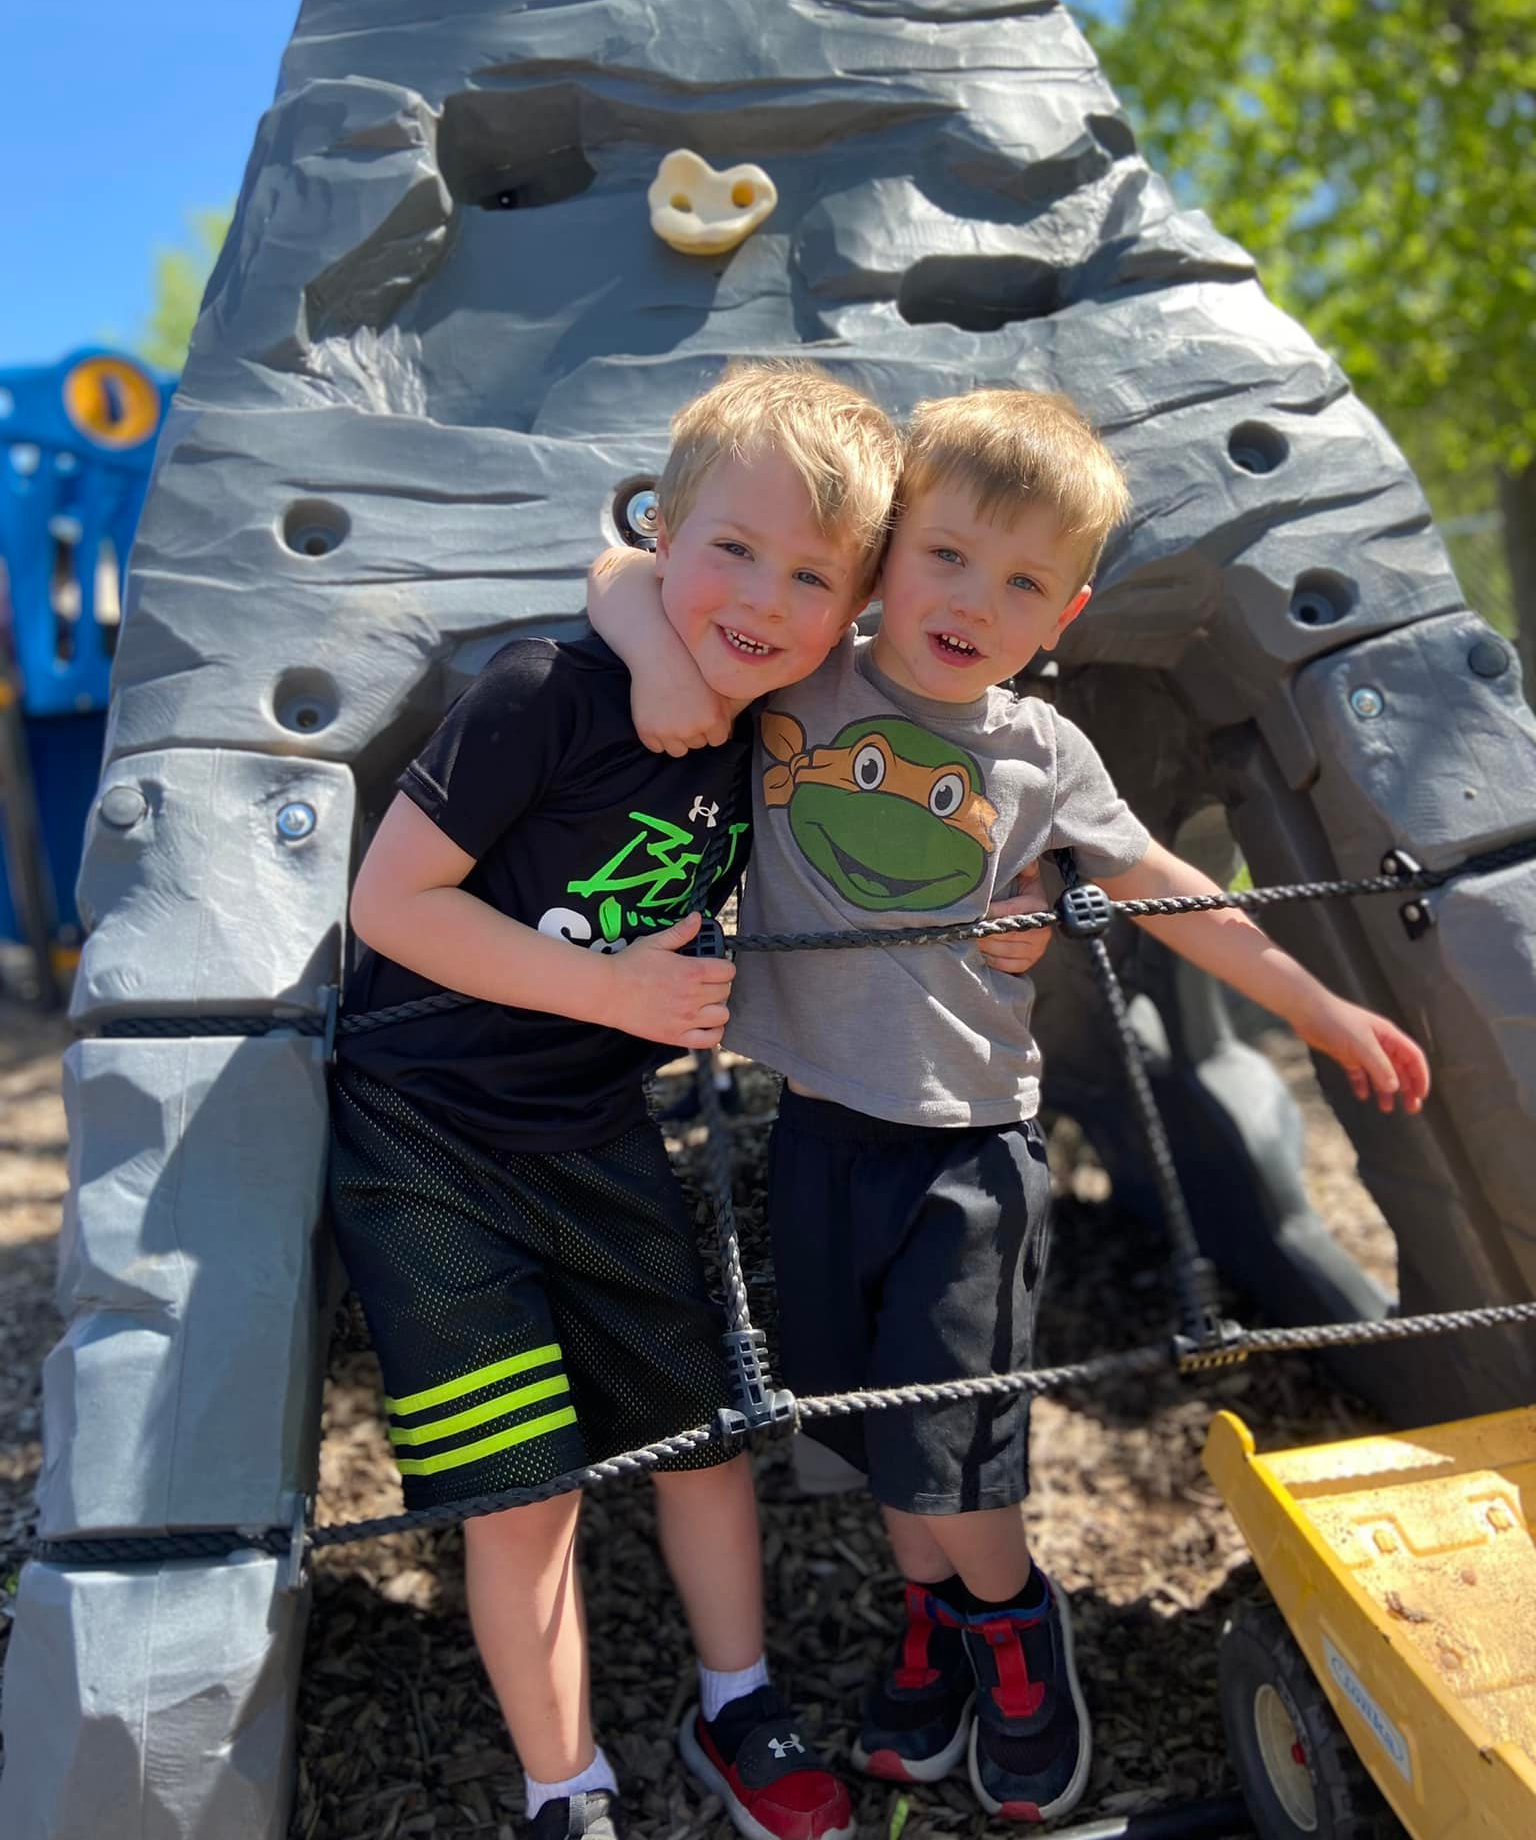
[388,1373,572,1447]
[394,1405,580,1477]
[385,1343,562,1417]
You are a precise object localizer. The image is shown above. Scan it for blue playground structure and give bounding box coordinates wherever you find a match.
[0,350,173,984]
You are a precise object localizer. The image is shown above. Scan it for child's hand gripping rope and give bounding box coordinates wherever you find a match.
[976,864,1053,977]
[602,909,737,1049]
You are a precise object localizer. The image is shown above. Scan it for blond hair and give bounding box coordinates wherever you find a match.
[659,361,902,593]
[901,390,1130,579]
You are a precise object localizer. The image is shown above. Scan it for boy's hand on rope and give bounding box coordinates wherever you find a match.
[603,911,736,1048]
[977,865,1053,976]
[1295,997,1431,1114]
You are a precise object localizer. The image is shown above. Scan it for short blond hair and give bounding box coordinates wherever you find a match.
[901,390,1130,579]
[659,361,902,594]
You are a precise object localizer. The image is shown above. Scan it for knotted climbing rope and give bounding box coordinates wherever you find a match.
[42,827,1536,1575]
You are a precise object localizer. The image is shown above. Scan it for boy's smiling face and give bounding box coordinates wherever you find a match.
[871,484,1093,702]
[655,450,872,713]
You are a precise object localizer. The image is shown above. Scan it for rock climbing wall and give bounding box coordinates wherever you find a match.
[3,2,1533,1834]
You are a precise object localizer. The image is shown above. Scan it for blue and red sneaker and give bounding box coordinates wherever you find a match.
[961,1574,1091,1822]
[851,1581,973,1784]
[678,1684,856,1840]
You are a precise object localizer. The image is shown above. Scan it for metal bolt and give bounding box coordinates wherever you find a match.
[624,489,659,538]
[276,801,317,841]
[1468,639,1509,679]
[99,785,148,830]
[1349,686,1384,719]
[1404,903,1422,923]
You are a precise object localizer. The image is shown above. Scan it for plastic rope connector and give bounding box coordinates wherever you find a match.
[1055,882,1113,939]
[680,916,731,960]
[1172,1319,1249,1373]
[714,1327,796,1444]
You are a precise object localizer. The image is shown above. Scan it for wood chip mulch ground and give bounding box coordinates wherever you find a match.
[0,1003,1395,1839]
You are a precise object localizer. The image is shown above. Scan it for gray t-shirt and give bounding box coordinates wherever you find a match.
[725,634,1151,1125]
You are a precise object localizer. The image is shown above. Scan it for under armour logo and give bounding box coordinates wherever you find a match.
[689,796,720,828]
[768,1734,805,1759]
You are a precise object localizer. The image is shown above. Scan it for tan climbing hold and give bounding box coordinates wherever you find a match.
[648,149,777,255]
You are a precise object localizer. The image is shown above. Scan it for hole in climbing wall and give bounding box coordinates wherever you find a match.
[898,256,1059,333]
[272,667,340,735]
[1289,570,1354,628]
[282,499,350,558]
[1228,422,1289,475]
[441,87,596,211]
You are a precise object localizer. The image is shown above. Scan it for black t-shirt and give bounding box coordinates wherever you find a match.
[337,635,752,1151]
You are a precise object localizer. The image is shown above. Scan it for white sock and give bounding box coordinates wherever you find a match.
[523,1746,617,1819]
[699,1655,771,1722]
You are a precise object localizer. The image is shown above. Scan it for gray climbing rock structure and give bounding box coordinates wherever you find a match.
[3,3,1533,1835]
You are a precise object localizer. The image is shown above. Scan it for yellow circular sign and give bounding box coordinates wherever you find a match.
[62,357,162,449]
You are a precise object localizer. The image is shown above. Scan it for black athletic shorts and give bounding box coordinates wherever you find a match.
[327,1063,734,1509]
[766,1089,1053,1515]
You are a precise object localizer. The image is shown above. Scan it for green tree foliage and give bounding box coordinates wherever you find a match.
[1076,1,1533,471]
[135,207,232,373]
[1075,1,1536,674]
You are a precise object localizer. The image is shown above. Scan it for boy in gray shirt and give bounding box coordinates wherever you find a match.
[590,386,1428,1825]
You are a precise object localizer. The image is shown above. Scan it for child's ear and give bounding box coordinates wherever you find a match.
[1043,584,1091,650]
[653,515,671,576]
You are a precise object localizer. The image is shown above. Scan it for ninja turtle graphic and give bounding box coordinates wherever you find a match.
[762,711,999,912]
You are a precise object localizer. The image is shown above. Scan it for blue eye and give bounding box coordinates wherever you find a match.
[794,570,830,590]
[717,540,750,558]
[934,547,962,565]
[1010,575,1041,594]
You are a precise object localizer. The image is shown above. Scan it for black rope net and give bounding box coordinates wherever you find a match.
[41,828,1536,1573]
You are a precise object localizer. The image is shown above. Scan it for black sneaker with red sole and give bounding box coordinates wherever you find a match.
[851,1581,974,1784]
[678,1684,856,1840]
[961,1574,1091,1823]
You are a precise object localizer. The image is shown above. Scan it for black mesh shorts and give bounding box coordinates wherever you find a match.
[767,1090,1053,1515]
[327,1063,733,1509]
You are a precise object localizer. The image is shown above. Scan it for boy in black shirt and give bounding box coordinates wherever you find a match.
[328,364,903,1840]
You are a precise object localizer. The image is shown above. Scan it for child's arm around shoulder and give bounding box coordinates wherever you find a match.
[1099,841,1429,1113]
[588,546,732,754]
[350,795,733,1049]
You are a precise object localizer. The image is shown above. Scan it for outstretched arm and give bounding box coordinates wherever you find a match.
[587,546,733,754]
[350,794,735,1050]
[1101,840,1430,1113]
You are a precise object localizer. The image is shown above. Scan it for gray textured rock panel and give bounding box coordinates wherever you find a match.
[72,750,355,1027]
[39,1036,330,1537]
[1294,614,1536,868]
[0,1557,303,1840]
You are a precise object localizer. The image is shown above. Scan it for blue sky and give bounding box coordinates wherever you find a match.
[3,2,302,368]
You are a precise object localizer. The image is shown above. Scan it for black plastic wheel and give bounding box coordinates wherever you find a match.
[1217,1600,1406,1840]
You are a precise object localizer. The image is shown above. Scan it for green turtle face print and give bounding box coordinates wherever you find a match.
[761,710,1000,912]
